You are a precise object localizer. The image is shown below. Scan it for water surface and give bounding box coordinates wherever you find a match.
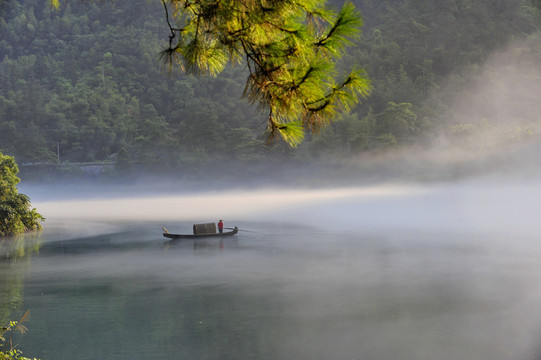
[3,219,541,360]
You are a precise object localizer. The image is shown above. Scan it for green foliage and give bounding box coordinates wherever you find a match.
[158,0,371,146]
[375,102,418,144]
[0,153,44,237]
[0,311,39,360]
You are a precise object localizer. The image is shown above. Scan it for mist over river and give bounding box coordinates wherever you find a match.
[3,179,541,360]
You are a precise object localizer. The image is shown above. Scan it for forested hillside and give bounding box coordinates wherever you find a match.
[1,0,541,180]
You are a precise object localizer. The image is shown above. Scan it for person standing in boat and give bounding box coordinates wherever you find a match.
[218,219,224,233]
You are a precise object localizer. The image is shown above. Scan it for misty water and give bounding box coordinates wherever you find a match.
[3,180,541,360]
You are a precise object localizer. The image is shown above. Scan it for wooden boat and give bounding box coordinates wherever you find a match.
[162,226,238,240]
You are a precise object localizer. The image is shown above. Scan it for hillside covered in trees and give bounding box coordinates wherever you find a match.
[1,0,541,181]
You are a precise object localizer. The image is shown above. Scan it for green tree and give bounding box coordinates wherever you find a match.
[375,102,417,145]
[0,152,44,237]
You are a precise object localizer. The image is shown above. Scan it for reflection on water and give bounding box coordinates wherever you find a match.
[2,221,541,360]
[0,232,42,324]
[0,231,42,260]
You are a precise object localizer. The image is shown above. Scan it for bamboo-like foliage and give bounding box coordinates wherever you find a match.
[0,311,37,360]
[159,0,371,146]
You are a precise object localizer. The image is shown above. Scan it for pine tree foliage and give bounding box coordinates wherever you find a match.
[159,0,370,146]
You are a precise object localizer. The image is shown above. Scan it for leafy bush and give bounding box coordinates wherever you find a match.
[0,153,44,237]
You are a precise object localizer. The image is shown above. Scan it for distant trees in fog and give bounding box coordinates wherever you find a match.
[0,0,540,178]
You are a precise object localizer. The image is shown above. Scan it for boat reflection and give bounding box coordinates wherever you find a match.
[164,237,239,251]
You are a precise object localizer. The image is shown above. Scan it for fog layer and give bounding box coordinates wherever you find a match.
[28,177,541,239]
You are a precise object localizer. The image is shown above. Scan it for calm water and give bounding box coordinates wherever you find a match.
[2,219,541,360]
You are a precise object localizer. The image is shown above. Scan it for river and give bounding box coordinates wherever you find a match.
[2,181,541,360]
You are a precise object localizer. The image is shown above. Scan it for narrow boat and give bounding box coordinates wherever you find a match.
[162,226,238,239]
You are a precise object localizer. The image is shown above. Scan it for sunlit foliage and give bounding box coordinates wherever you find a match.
[0,153,44,237]
[0,311,39,360]
[162,0,371,146]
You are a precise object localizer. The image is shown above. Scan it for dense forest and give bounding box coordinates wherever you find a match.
[1,0,541,181]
